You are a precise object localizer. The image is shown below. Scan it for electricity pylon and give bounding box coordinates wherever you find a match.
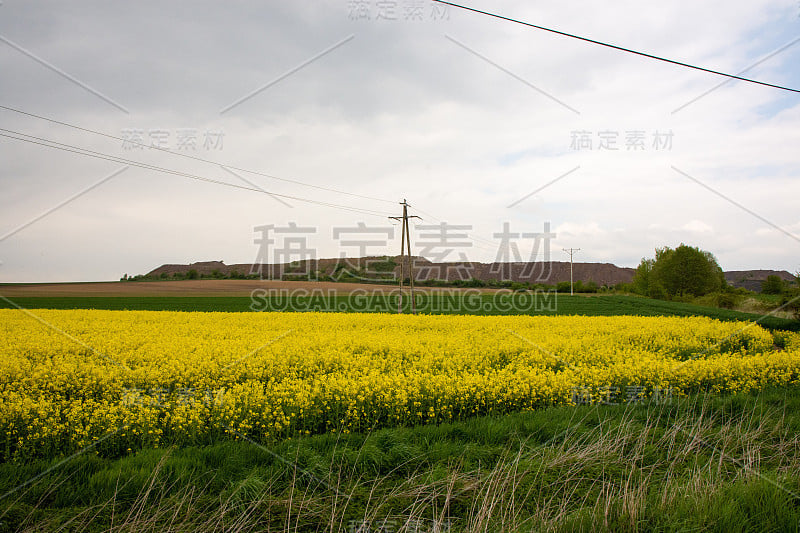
[389,199,421,314]
[563,247,580,295]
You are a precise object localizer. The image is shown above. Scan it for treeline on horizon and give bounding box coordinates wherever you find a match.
[120,257,612,294]
[121,245,800,313]
[628,244,799,317]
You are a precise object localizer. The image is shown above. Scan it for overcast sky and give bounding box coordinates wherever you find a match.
[1,0,799,282]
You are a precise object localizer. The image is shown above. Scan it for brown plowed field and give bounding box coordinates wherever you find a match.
[0,280,500,297]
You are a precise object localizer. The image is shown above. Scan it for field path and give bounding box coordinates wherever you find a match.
[0,279,503,297]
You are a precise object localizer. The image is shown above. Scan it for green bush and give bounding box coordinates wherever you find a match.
[715,292,739,309]
[614,282,633,293]
[632,244,725,299]
[781,289,800,320]
[510,282,528,292]
[369,257,397,272]
[581,281,599,293]
[761,275,785,295]
[647,282,668,300]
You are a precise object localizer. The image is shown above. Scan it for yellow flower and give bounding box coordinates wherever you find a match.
[0,309,796,459]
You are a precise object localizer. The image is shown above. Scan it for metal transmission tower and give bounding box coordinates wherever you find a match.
[563,248,581,295]
[389,199,421,314]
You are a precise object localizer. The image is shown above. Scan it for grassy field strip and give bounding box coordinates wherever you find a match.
[1,294,797,330]
[2,391,799,531]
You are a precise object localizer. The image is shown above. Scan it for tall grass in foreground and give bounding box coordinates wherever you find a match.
[2,389,799,532]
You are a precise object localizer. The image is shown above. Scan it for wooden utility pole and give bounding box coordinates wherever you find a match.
[563,248,580,295]
[390,199,421,314]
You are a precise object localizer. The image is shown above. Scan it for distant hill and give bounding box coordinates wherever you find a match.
[724,270,796,292]
[147,258,634,286]
[146,259,796,292]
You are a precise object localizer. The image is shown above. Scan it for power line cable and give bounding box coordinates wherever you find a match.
[433,0,800,94]
[0,104,397,204]
[0,129,393,219]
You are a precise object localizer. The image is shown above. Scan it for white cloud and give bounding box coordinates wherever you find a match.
[1,0,799,281]
[682,220,714,233]
[555,221,607,237]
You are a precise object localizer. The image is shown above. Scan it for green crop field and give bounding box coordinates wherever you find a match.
[2,293,797,331]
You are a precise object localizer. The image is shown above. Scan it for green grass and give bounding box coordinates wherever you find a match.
[746,293,785,305]
[2,388,800,531]
[2,293,797,331]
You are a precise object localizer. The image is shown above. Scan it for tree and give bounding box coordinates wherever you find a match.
[187,269,199,280]
[783,270,800,320]
[761,275,785,295]
[632,244,725,299]
[631,258,653,295]
[556,281,572,293]
[781,290,800,320]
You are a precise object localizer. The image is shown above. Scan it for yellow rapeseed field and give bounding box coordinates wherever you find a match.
[1,309,799,459]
